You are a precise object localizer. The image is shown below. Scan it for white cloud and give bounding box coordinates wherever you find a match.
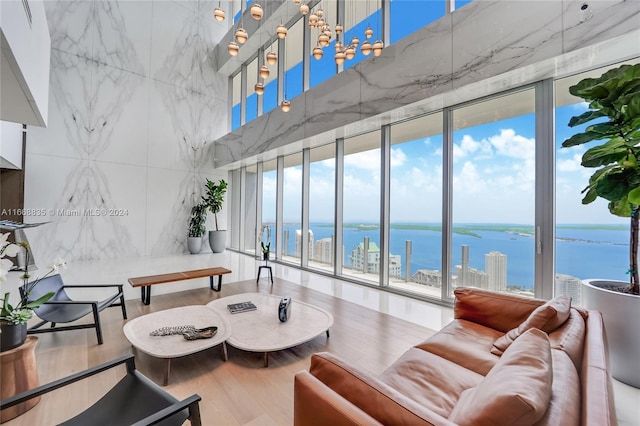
[319,158,335,169]
[489,129,535,160]
[557,153,583,172]
[453,134,492,161]
[390,147,407,167]
[344,150,380,170]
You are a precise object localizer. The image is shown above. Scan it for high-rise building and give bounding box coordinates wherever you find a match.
[485,251,507,292]
[314,237,333,265]
[555,274,582,306]
[295,229,314,258]
[350,241,402,277]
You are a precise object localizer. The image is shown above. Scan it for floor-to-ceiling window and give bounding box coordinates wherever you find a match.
[309,0,338,88]
[344,0,381,70]
[231,72,241,131]
[308,143,336,274]
[264,40,279,114]
[388,112,443,298]
[390,0,445,44]
[342,130,381,284]
[282,153,303,263]
[244,166,258,254]
[246,57,258,122]
[262,160,277,255]
[451,88,536,297]
[554,65,628,306]
[285,18,304,100]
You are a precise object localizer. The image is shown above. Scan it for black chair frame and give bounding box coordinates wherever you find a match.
[0,354,202,426]
[20,275,127,345]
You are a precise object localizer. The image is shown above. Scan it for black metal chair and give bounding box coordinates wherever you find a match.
[0,354,202,425]
[20,274,127,345]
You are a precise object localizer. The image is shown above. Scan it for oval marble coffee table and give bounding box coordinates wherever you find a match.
[123,305,231,385]
[206,293,333,367]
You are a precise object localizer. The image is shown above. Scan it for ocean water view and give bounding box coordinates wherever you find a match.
[274,223,629,289]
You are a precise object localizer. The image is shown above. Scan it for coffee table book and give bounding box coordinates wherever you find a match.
[227,301,257,314]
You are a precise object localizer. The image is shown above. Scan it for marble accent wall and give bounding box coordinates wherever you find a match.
[23,0,229,263]
[213,0,640,167]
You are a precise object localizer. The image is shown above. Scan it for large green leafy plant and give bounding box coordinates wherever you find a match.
[188,203,207,238]
[562,63,640,295]
[202,179,228,231]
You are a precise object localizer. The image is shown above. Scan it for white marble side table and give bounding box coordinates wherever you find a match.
[206,293,333,367]
[123,305,231,385]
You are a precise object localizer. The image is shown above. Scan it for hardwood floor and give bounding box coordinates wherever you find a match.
[2,278,436,425]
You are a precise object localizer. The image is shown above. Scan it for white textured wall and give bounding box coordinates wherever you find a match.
[23,0,229,263]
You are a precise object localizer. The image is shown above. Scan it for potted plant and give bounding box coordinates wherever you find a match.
[0,234,62,351]
[202,179,228,253]
[562,62,640,387]
[259,225,271,261]
[187,203,207,254]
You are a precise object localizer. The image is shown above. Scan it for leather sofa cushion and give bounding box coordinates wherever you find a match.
[454,287,544,333]
[379,348,483,418]
[492,294,571,355]
[548,309,586,370]
[308,352,456,426]
[534,350,580,426]
[448,328,553,426]
[416,319,502,376]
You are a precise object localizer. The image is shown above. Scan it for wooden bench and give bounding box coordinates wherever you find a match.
[128,267,232,305]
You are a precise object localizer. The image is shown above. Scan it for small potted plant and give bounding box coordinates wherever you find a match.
[202,179,228,253]
[187,203,207,254]
[259,225,271,261]
[0,234,63,351]
[561,62,640,387]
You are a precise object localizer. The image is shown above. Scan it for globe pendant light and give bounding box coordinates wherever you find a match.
[334,41,343,52]
[323,26,332,37]
[316,8,324,18]
[235,27,248,44]
[213,7,226,21]
[361,40,372,56]
[351,35,360,47]
[365,26,373,39]
[300,3,309,14]
[317,17,325,28]
[276,23,288,38]
[294,0,301,4]
[259,65,270,79]
[266,51,277,65]
[281,99,291,112]
[372,40,384,56]
[313,45,323,60]
[334,50,346,65]
[335,24,343,34]
[318,33,330,47]
[250,3,263,20]
[255,82,265,95]
[228,41,239,55]
[345,45,356,60]
[309,13,318,26]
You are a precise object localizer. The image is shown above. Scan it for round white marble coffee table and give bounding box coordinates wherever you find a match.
[123,305,231,385]
[206,293,333,367]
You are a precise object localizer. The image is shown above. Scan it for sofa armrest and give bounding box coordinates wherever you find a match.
[294,372,382,426]
[307,352,455,426]
[454,287,544,332]
[581,311,617,426]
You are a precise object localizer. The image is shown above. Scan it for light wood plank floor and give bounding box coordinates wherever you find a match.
[2,278,436,426]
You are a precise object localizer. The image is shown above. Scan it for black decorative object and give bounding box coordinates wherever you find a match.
[149,325,218,340]
[278,296,292,322]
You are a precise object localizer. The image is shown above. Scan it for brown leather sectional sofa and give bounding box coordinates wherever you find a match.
[294,287,617,425]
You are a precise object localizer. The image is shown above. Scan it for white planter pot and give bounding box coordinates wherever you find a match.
[208,230,227,253]
[187,237,202,254]
[582,279,640,388]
